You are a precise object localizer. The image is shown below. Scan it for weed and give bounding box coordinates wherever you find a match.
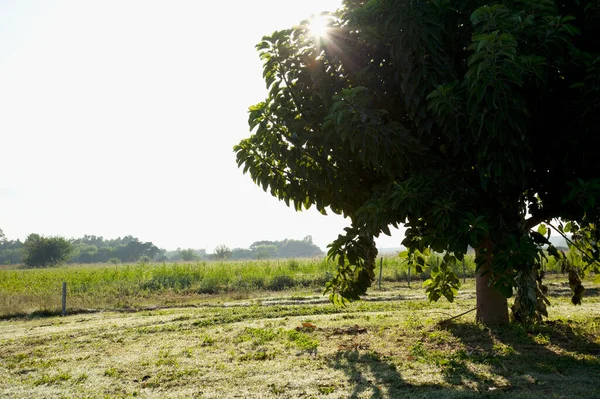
[410,341,427,358]
[155,350,178,367]
[237,327,278,347]
[267,275,295,291]
[284,329,318,352]
[533,333,551,345]
[104,368,120,378]
[239,350,278,361]
[33,371,72,386]
[493,343,516,356]
[287,259,300,271]
[199,334,215,347]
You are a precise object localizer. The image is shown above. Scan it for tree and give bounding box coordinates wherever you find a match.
[0,230,24,265]
[231,248,254,259]
[179,248,200,262]
[277,236,323,258]
[23,234,73,268]
[253,244,278,259]
[235,0,600,325]
[213,244,232,260]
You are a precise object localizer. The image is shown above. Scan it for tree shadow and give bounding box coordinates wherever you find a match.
[440,319,600,397]
[326,349,491,398]
[327,350,406,398]
[324,316,599,398]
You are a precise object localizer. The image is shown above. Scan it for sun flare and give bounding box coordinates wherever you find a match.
[308,15,330,38]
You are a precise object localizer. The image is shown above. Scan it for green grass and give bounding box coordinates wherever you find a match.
[0,280,598,398]
[0,255,578,318]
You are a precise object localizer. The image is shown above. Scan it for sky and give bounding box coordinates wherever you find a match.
[0,0,406,253]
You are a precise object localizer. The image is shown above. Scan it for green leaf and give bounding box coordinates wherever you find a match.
[537,224,547,236]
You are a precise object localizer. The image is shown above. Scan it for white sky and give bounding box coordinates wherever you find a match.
[0,0,405,252]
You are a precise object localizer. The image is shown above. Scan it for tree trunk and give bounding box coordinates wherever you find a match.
[475,248,509,326]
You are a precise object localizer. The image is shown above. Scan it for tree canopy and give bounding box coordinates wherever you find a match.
[235,0,600,324]
[23,234,73,268]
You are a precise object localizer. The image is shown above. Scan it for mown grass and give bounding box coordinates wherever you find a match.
[0,279,598,398]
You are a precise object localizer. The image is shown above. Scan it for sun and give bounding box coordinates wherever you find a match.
[307,15,330,38]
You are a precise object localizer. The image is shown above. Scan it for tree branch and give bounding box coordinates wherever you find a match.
[524,209,557,230]
[433,307,478,328]
[546,221,596,264]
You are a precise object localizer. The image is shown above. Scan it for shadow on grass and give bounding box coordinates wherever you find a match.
[327,351,404,398]
[326,317,599,399]
[327,350,498,399]
[0,308,105,321]
[440,319,600,398]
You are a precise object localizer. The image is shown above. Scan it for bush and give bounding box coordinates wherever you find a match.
[23,234,72,268]
[267,275,295,291]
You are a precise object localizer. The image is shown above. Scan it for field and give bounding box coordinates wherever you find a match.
[0,260,599,398]
[0,257,479,318]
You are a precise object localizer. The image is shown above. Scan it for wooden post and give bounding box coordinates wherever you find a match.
[378,257,383,289]
[407,263,411,288]
[463,258,466,283]
[61,282,67,316]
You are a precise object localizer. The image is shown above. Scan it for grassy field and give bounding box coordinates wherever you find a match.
[0,274,598,398]
[0,257,476,318]
[0,255,569,318]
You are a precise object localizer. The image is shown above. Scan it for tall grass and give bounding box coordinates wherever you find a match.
[0,259,336,316]
[0,253,566,317]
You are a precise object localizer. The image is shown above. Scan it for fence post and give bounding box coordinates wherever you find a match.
[61,282,67,316]
[407,263,411,288]
[463,258,466,283]
[378,257,383,289]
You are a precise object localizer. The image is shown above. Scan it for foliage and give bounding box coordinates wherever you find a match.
[69,235,160,264]
[231,248,255,260]
[179,248,201,262]
[235,0,600,322]
[0,254,571,317]
[213,244,232,260]
[249,236,323,258]
[0,233,24,265]
[22,234,73,268]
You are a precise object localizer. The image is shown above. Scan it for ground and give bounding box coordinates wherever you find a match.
[0,279,598,398]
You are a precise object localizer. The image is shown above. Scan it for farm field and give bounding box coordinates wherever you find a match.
[0,256,569,318]
[0,271,598,398]
[0,257,478,318]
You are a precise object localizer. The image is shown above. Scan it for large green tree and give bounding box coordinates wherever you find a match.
[235,0,600,325]
[23,234,73,268]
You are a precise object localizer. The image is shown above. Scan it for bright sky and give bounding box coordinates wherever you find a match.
[0,0,405,253]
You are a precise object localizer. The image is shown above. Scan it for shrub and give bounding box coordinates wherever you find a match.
[23,234,72,268]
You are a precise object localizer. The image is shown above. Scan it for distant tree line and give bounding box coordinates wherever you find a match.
[229,236,323,260]
[0,229,323,267]
[0,231,164,268]
[0,229,24,265]
[173,236,323,261]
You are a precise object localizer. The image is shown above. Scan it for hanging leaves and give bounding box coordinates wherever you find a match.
[235,0,600,320]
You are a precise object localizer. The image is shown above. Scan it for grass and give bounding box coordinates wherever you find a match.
[0,257,422,317]
[1,254,571,318]
[0,276,598,398]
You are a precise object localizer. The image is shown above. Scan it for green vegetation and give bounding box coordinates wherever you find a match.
[0,256,573,319]
[0,278,598,398]
[23,234,73,268]
[0,258,334,317]
[0,230,326,265]
[0,229,23,265]
[235,0,600,325]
